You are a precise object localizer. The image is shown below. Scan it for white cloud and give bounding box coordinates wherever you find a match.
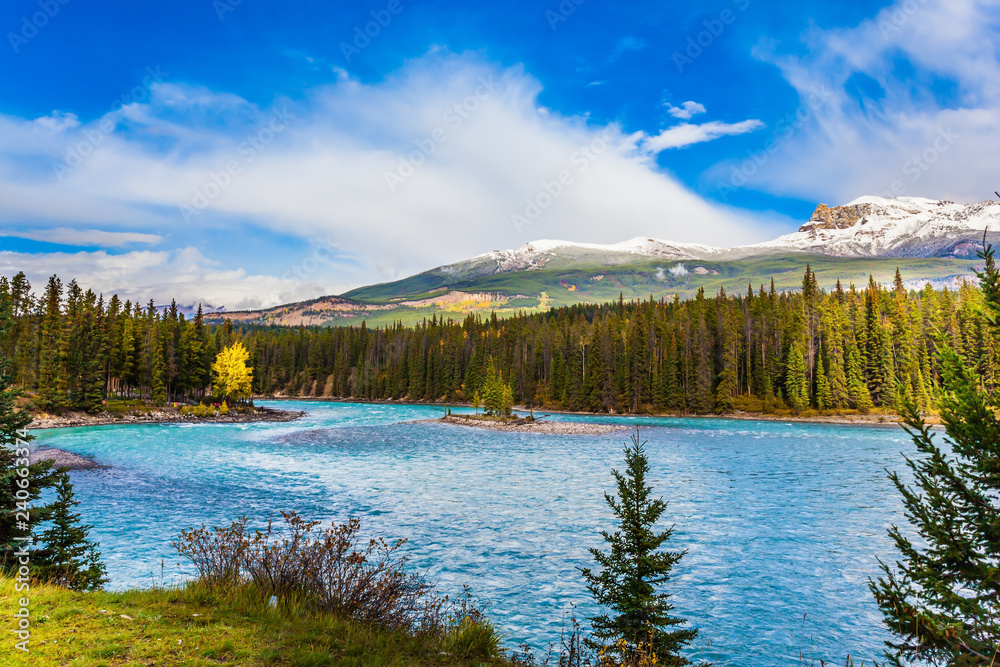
[728,0,1000,204]
[642,119,764,152]
[1,228,162,247]
[0,247,328,311]
[0,53,781,309]
[666,101,707,120]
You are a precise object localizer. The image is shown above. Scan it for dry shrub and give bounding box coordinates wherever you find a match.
[173,511,497,650]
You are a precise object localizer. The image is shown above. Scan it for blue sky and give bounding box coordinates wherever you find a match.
[1,0,997,308]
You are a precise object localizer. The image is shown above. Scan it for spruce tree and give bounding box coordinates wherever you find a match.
[869,240,1000,666]
[581,430,698,666]
[38,275,68,410]
[815,352,832,410]
[35,473,107,591]
[714,307,739,413]
[785,337,810,410]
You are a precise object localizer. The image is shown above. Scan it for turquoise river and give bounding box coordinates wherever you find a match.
[32,400,918,665]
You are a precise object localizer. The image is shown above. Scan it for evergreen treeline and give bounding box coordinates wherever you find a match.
[0,280,107,590]
[246,266,998,415]
[6,266,999,414]
[0,273,236,410]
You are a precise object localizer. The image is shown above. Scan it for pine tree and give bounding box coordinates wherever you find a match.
[0,288,59,561]
[691,310,714,413]
[845,335,873,413]
[869,240,1000,666]
[815,352,832,411]
[581,430,698,666]
[893,267,906,296]
[35,473,107,590]
[481,357,514,417]
[714,306,739,413]
[38,275,68,410]
[822,303,850,408]
[151,331,167,406]
[784,337,810,410]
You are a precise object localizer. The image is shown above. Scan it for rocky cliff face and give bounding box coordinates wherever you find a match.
[800,202,873,232]
[764,197,1000,258]
[443,198,1000,277]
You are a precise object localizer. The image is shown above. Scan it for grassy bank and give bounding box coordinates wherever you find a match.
[0,577,510,666]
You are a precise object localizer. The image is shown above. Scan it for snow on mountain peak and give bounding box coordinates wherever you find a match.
[441,197,1000,280]
[769,197,1000,258]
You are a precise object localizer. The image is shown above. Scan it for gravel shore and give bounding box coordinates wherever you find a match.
[28,406,304,430]
[29,448,104,470]
[430,414,629,435]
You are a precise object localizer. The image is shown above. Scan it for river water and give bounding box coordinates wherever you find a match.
[32,400,914,665]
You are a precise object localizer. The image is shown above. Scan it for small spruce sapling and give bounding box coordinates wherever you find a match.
[581,429,699,666]
[35,473,108,591]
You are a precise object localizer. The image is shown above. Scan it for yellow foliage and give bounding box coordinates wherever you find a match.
[212,342,254,404]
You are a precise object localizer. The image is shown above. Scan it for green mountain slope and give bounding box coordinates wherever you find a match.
[210,254,980,329]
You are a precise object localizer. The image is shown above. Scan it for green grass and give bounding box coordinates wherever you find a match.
[0,577,509,667]
[94,399,161,416]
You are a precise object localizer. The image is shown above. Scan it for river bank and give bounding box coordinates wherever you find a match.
[261,396,913,428]
[425,413,629,435]
[0,577,506,666]
[29,447,105,470]
[28,405,304,430]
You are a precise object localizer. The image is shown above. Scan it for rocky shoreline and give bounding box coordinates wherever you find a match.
[28,406,304,430]
[429,414,629,435]
[29,448,104,470]
[263,397,912,428]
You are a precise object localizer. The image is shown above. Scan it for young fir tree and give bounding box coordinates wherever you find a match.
[869,239,1000,666]
[35,473,107,591]
[581,430,698,666]
[481,359,514,418]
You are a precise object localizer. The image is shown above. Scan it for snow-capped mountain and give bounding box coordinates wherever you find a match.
[444,238,717,278]
[442,197,1000,280]
[755,197,1000,258]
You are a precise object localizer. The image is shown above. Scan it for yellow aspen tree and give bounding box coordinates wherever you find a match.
[211,341,253,405]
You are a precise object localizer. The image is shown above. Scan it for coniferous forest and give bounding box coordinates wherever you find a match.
[4,265,998,415]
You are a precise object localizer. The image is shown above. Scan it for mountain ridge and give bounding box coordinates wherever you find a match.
[210,196,996,328]
[448,197,1000,280]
